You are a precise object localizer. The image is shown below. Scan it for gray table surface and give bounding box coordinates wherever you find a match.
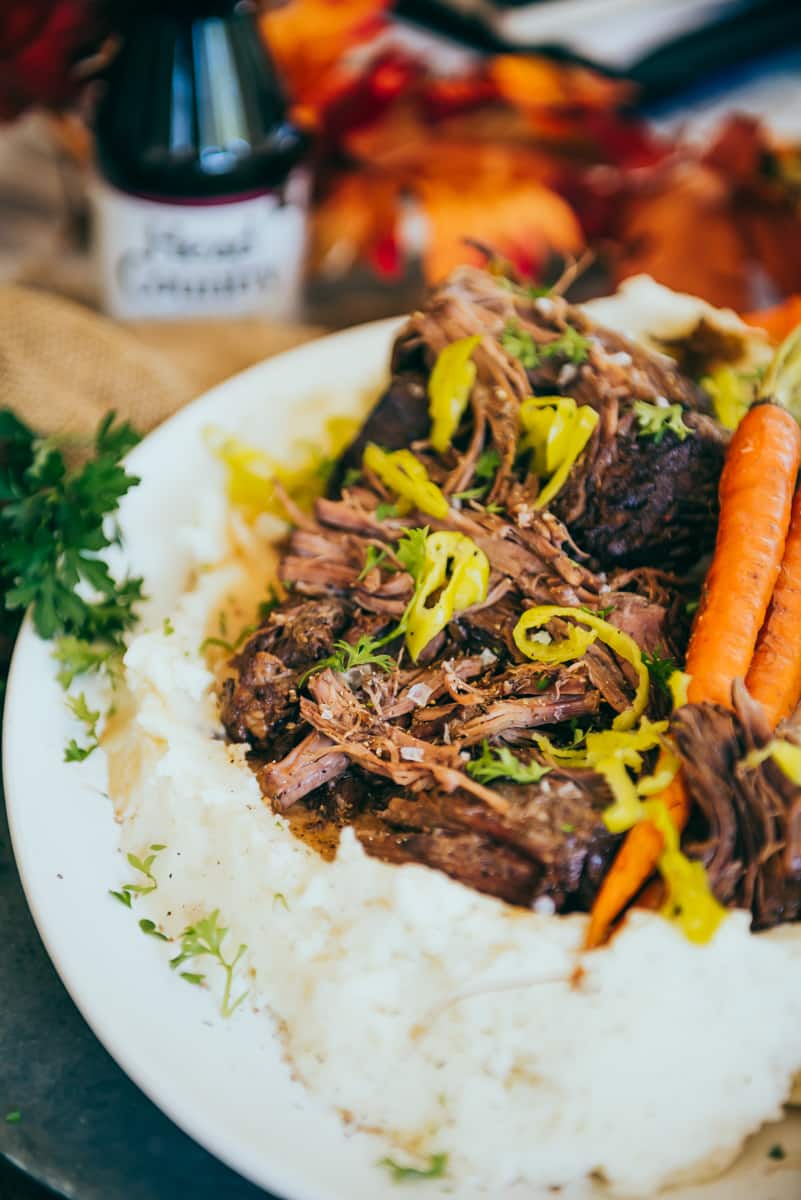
[0,777,274,1200]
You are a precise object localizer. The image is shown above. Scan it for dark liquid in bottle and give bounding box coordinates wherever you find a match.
[93,0,310,319]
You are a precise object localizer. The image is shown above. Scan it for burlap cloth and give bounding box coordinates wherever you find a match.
[0,284,324,438]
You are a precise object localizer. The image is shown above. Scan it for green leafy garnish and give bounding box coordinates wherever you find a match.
[484,501,504,515]
[258,589,280,621]
[633,401,692,445]
[64,692,101,762]
[560,823,576,834]
[474,447,501,481]
[52,635,124,690]
[180,971,206,985]
[342,467,362,488]
[162,617,175,636]
[580,604,614,619]
[299,633,396,687]
[139,918,169,941]
[467,740,551,785]
[170,910,248,1018]
[452,485,488,502]
[395,526,429,583]
[357,545,392,581]
[0,411,143,644]
[642,648,677,696]
[501,322,589,370]
[378,1153,448,1183]
[273,892,289,910]
[375,500,399,520]
[768,1143,786,1161]
[109,844,166,906]
[200,621,257,655]
[5,1111,21,1124]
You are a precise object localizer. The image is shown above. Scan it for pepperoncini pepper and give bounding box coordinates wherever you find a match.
[404,531,489,662]
[428,335,482,453]
[513,605,649,731]
[363,444,449,519]
[644,799,726,944]
[519,396,599,510]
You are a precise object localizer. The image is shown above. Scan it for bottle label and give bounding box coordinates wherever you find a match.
[92,172,309,320]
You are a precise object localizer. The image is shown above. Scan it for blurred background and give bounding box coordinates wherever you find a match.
[1,0,801,330]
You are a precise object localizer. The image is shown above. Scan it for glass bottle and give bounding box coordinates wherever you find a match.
[92,0,310,320]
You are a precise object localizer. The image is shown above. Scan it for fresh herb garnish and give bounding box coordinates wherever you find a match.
[0,411,143,645]
[580,604,615,619]
[474,447,501,481]
[64,692,101,762]
[162,617,175,636]
[633,400,692,445]
[378,1153,448,1183]
[273,892,289,911]
[5,1111,21,1124]
[467,740,550,785]
[258,589,280,621]
[643,648,677,696]
[357,545,393,581]
[560,823,576,834]
[501,322,589,370]
[395,526,429,583]
[375,500,399,520]
[180,971,206,985]
[139,918,169,941]
[342,467,362,488]
[452,485,488,502]
[484,501,504,515]
[200,621,257,655]
[52,635,124,690]
[170,910,248,1018]
[109,844,166,907]
[299,633,397,686]
[768,1143,786,1161]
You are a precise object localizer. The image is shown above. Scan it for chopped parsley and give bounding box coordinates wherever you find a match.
[5,1110,21,1124]
[273,892,289,911]
[342,467,362,488]
[170,910,248,1018]
[64,692,101,762]
[162,617,175,636]
[580,604,615,620]
[139,918,169,941]
[395,526,429,583]
[474,447,501,481]
[300,634,396,686]
[768,1143,786,1161]
[452,485,488,503]
[467,740,551,785]
[502,322,589,370]
[258,589,280,621]
[109,844,166,907]
[560,823,576,834]
[378,1153,448,1183]
[376,500,399,520]
[643,648,677,696]
[357,545,393,581]
[200,621,257,655]
[633,400,692,444]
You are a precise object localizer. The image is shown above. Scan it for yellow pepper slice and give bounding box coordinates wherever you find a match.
[700,365,752,430]
[363,444,449,519]
[513,605,649,731]
[428,336,482,454]
[745,737,801,784]
[668,669,691,709]
[519,395,599,510]
[644,799,726,944]
[404,531,489,662]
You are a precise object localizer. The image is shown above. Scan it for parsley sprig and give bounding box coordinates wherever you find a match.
[299,633,396,686]
[0,411,144,645]
[170,910,248,1018]
[501,322,589,370]
[467,740,551,785]
[633,400,692,444]
[109,844,167,908]
[642,647,677,695]
[64,692,102,762]
[378,1153,449,1183]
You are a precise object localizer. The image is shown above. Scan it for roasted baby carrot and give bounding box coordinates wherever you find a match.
[586,400,801,949]
[746,488,801,727]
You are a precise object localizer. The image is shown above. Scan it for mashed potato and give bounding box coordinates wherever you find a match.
[106,548,801,1197]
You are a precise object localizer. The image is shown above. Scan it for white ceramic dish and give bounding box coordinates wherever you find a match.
[4,318,801,1200]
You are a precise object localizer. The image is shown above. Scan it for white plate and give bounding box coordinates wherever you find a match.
[4,318,801,1200]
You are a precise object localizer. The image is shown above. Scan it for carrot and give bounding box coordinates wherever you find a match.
[585,400,801,949]
[745,296,801,344]
[746,488,801,727]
